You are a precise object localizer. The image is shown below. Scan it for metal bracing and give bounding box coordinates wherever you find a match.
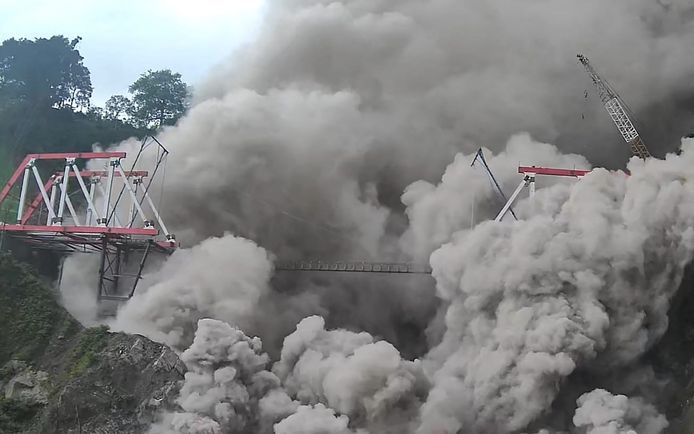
[472,148,517,220]
[114,162,152,227]
[47,183,58,225]
[86,179,96,226]
[96,183,125,227]
[60,184,81,226]
[141,183,173,239]
[71,163,101,223]
[101,159,116,225]
[30,166,56,223]
[56,161,71,224]
[495,175,534,222]
[0,152,172,237]
[495,165,591,222]
[16,164,31,223]
[0,149,177,300]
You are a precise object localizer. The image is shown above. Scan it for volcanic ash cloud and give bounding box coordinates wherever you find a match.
[112,234,274,349]
[417,141,694,433]
[149,318,296,434]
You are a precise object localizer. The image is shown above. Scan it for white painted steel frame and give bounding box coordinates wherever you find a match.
[7,153,174,246]
[494,174,535,222]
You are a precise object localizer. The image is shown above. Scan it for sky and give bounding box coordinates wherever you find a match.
[0,0,266,105]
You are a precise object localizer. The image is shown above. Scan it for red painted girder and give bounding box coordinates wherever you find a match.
[25,152,126,160]
[0,224,158,236]
[79,170,148,177]
[518,166,591,177]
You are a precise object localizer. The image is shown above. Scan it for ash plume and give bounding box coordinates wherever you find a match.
[573,389,668,434]
[149,318,295,434]
[418,142,694,433]
[52,0,694,432]
[272,315,427,433]
[112,234,274,349]
[273,404,364,434]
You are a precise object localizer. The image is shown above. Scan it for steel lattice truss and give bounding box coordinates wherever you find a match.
[0,149,176,300]
[577,54,652,160]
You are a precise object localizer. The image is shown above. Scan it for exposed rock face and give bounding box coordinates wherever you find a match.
[2,361,49,404]
[0,255,186,434]
[0,326,186,434]
[42,333,186,434]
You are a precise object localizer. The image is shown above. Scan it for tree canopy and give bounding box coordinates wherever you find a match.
[0,35,189,187]
[0,36,92,110]
[104,95,132,121]
[128,69,189,128]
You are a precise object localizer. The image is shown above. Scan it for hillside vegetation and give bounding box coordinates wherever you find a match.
[0,255,184,433]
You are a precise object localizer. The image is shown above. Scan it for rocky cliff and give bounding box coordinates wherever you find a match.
[0,255,185,433]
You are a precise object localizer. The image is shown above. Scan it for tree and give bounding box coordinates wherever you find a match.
[86,106,104,121]
[128,69,188,128]
[104,95,132,121]
[0,36,92,110]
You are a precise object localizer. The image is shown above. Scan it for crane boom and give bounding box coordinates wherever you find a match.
[577,54,651,160]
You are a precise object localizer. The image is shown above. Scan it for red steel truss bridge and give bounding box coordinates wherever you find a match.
[0,138,593,301]
[0,141,176,301]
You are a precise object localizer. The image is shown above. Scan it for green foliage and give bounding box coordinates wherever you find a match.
[0,255,64,365]
[104,94,132,121]
[69,325,109,378]
[0,104,148,161]
[0,146,18,222]
[0,36,92,110]
[128,69,189,128]
[0,397,43,432]
[0,35,150,166]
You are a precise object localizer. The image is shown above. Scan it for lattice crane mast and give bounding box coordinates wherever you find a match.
[577,54,651,160]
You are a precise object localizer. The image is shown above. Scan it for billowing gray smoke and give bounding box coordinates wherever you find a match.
[149,318,296,434]
[107,0,694,251]
[109,139,694,434]
[55,0,694,432]
[417,144,694,433]
[573,389,667,434]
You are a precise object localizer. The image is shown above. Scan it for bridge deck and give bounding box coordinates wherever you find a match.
[275,261,432,274]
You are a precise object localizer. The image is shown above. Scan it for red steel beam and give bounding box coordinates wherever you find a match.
[0,224,158,236]
[80,170,148,177]
[25,152,126,160]
[518,166,591,177]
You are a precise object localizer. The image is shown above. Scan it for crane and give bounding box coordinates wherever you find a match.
[577,54,651,160]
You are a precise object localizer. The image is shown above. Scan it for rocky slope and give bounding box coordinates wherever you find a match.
[0,255,185,433]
